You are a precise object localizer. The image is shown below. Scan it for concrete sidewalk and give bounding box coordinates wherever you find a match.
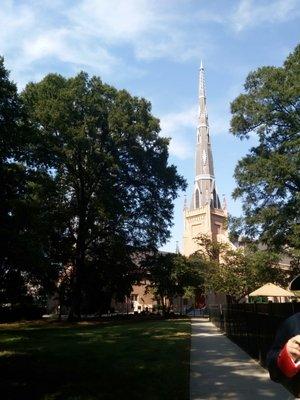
[190,318,291,400]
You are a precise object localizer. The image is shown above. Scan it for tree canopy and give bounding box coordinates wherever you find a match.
[144,252,204,314]
[0,57,59,309]
[230,44,300,254]
[192,235,285,302]
[0,59,186,319]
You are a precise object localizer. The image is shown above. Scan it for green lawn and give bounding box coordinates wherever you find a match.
[0,319,190,400]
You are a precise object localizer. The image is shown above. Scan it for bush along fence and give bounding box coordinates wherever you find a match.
[208,302,300,366]
[0,304,47,322]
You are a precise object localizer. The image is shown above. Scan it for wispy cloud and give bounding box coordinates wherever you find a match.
[231,0,300,32]
[1,0,299,89]
[194,0,300,33]
[69,0,158,43]
[69,0,208,63]
[159,81,241,159]
[1,0,211,87]
[22,29,118,73]
[0,1,34,60]
[159,106,197,160]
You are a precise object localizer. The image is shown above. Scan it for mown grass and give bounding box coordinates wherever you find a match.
[0,319,190,400]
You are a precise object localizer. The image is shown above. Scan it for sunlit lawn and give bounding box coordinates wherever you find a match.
[0,319,190,400]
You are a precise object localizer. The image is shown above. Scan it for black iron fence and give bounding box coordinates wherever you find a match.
[208,302,300,366]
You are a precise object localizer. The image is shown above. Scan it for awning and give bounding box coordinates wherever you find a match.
[249,283,295,297]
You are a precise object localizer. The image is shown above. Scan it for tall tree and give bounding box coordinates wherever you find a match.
[220,245,285,302]
[145,252,203,315]
[22,72,186,319]
[0,57,61,309]
[191,235,285,302]
[230,44,300,253]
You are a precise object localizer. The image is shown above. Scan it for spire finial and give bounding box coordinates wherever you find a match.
[200,60,204,70]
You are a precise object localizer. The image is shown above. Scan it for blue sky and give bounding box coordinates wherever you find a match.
[1,0,300,252]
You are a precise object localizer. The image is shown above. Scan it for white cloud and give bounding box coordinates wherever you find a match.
[232,0,300,32]
[22,29,118,73]
[22,29,67,62]
[1,0,298,89]
[159,86,236,159]
[159,106,197,159]
[69,0,207,63]
[0,1,35,48]
[194,0,300,34]
[134,30,207,62]
[1,0,210,88]
[210,112,230,136]
[69,0,158,42]
[0,1,35,65]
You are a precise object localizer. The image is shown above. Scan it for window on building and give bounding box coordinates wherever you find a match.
[195,189,200,209]
[130,294,138,301]
[215,223,221,234]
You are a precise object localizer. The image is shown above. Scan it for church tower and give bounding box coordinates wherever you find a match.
[183,63,229,257]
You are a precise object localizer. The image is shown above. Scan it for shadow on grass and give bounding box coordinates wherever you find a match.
[0,320,190,400]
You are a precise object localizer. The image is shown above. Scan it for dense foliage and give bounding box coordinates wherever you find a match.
[230,44,300,254]
[0,58,186,319]
[144,252,204,314]
[192,235,286,302]
[0,56,59,310]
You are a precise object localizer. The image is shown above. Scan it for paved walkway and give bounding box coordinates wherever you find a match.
[190,318,291,400]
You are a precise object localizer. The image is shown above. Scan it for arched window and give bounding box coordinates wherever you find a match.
[195,189,200,209]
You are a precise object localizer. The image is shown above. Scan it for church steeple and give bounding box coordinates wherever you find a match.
[198,61,208,126]
[183,64,231,257]
[191,62,221,210]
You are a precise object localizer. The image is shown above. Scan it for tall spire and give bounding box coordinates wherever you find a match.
[190,63,221,210]
[198,61,208,131]
[183,64,231,257]
[199,60,205,98]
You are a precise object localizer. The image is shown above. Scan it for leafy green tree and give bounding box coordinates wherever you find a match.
[0,56,26,306]
[145,252,204,314]
[0,57,61,309]
[221,246,285,302]
[230,44,300,253]
[81,235,137,315]
[190,234,229,295]
[22,72,186,319]
[194,233,231,262]
[191,235,285,302]
[144,253,179,314]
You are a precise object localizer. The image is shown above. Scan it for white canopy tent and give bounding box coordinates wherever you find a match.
[249,283,295,302]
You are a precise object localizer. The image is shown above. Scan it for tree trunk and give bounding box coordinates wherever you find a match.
[68,215,86,321]
[68,254,84,321]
